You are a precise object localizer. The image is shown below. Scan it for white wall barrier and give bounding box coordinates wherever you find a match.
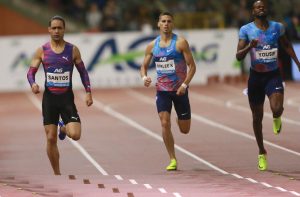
[0,29,240,92]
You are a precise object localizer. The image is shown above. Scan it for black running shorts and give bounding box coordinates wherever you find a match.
[42,89,81,125]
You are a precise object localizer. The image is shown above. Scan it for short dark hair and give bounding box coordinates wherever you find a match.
[252,0,265,8]
[49,15,65,27]
[159,12,174,20]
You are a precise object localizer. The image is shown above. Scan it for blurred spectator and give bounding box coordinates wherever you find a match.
[284,11,300,41]
[100,0,120,31]
[28,0,300,32]
[86,2,102,32]
[69,0,86,23]
[290,15,300,40]
[222,0,236,28]
[140,19,153,34]
[47,0,63,10]
[236,0,251,28]
[90,0,107,11]
[194,1,214,12]
[122,8,139,31]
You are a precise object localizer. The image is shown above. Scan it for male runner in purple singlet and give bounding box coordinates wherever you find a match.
[27,16,93,175]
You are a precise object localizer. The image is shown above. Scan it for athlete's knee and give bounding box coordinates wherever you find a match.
[66,123,81,140]
[161,119,171,130]
[179,127,190,134]
[69,133,80,141]
[272,106,284,117]
[45,129,57,144]
[71,136,80,141]
[178,119,190,134]
[46,135,57,145]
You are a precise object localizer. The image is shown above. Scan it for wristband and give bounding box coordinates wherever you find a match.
[142,76,147,81]
[181,83,188,89]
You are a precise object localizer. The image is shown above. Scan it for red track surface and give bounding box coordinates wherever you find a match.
[0,81,300,197]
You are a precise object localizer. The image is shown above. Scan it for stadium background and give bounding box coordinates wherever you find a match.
[1,1,300,197]
[1,0,300,91]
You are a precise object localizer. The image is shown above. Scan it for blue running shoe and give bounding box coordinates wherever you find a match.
[58,120,66,140]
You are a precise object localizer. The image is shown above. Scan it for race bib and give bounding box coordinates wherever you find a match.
[46,72,70,87]
[155,60,175,73]
[255,48,277,60]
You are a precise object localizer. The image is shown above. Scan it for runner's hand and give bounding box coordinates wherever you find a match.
[176,86,186,96]
[143,76,152,87]
[249,39,258,48]
[86,93,93,106]
[31,83,40,94]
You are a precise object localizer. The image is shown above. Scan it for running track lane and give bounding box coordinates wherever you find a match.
[0,82,299,196]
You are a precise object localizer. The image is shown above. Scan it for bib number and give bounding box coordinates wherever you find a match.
[46,72,70,87]
[155,60,175,74]
[255,48,277,60]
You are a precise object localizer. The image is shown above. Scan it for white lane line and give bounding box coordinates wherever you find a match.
[245,178,258,184]
[231,173,243,179]
[226,100,300,126]
[27,92,183,196]
[173,193,182,197]
[114,175,123,180]
[275,187,287,192]
[230,174,299,196]
[224,100,249,113]
[68,140,109,175]
[26,93,109,176]
[291,191,300,196]
[91,96,228,175]
[144,184,152,189]
[127,90,300,196]
[192,91,300,127]
[287,98,300,107]
[191,113,300,157]
[26,92,42,111]
[287,98,300,112]
[158,188,167,193]
[129,179,138,184]
[129,89,300,157]
[261,182,272,188]
[189,92,225,106]
[127,89,154,104]
[222,84,246,94]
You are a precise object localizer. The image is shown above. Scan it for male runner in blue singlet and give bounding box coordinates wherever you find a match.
[27,16,93,175]
[140,12,196,171]
[236,1,300,171]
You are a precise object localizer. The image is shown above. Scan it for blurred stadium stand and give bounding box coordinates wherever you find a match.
[0,0,87,35]
[0,3,46,35]
[1,0,300,37]
[1,0,300,81]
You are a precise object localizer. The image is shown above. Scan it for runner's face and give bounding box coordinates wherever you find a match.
[48,19,65,41]
[253,1,268,19]
[158,15,173,33]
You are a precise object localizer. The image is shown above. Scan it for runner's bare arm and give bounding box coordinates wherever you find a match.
[279,35,300,71]
[178,38,196,86]
[177,37,196,95]
[236,39,258,61]
[140,41,154,87]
